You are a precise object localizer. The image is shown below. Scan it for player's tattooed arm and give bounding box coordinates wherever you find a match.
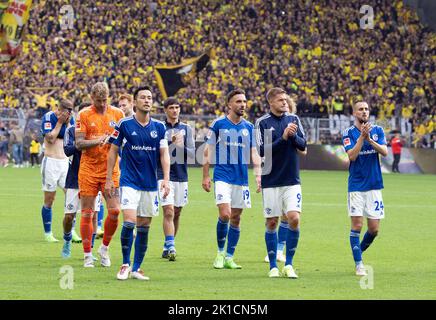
[202,144,212,192]
[105,145,119,199]
[251,147,262,193]
[75,132,109,150]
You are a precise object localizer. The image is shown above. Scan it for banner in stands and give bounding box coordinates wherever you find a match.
[0,0,33,63]
[154,48,213,99]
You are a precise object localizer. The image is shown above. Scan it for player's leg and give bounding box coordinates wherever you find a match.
[62,189,80,257]
[42,191,58,242]
[117,208,136,280]
[361,218,380,253]
[130,217,151,281]
[80,196,97,267]
[282,185,302,278]
[69,188,81,244]
[99,184,121,266]
[265,217,280,277]
[223,207,243,269]
[276,214,288,262]
[348,191,366,275]
[130,191,158,280]
[159,180,175,259]
[162,204,176,260]
[213,182,232,269]
[173,181,188,236]
[360,190,384,253]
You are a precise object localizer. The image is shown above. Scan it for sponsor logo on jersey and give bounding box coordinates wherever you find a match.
[344,137,351,147]
[44,122,52,130]
[150,131,158,138]
[131,145,156,151]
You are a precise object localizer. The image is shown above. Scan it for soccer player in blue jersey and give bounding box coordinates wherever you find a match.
[341,101,388,276]
[106,86,170,281]
[157,97,195,261]
[255,88,307,278]
[202,88,261,270]
[40,99,75,242]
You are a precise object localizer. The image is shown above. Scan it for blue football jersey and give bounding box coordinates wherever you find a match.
[109,116,167,191]
[157,120,195,182]
[206,116,255,186]
[342,125,386,192]
[255,112,306,188]
[63,126,81,189]
[41,111,75,139]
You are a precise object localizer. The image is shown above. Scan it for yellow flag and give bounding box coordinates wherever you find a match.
[0,0,33,62]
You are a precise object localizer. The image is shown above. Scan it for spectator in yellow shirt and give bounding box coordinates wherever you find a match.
[29,134,41,167]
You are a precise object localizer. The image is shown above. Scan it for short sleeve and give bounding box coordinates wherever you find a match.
[159,123,168,148]
[206,121,218,145]
[41,113,56,136]
[75,111,87,135]
[342,129,355,152]
[109,122,124,147]
[377,127,386,145]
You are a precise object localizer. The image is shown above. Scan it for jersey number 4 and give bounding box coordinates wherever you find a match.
[374,201,384,211]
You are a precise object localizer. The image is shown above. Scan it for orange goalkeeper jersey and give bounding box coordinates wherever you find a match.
[76,105,124,180]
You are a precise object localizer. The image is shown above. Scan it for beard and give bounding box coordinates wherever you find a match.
[359,117,368,124]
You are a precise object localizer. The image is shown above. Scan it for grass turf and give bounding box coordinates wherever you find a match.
[0,167,435,299]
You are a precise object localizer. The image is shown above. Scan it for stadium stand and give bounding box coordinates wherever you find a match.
[0,0,435,164]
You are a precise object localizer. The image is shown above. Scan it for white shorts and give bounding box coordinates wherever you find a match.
[120,186,159,218]
[41,156,69,192]
[262,185,302,218]
[64,189,102,214]
[214,181,251,209]
[158,180,189,207]
[348,190,385,219]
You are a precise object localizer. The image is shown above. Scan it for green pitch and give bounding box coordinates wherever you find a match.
[0,167,435,299]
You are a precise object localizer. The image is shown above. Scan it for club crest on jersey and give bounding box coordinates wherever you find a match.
[44,122,52,130]
[344,138,351,147]
[241,129,249,137]
[180,129,186,136]
[109,121,116,127]
[150,131,158,138]
[372,134,378,141]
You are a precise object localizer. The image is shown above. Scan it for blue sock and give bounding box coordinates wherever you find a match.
[226,225,240,258]
[285,227,300,266]
[41,205,52,234]
[63,231,72,242]
[350,230,362,265]
[165,235,175,251]
[277,221,288,252]
[360,231,377,252]
[216,218,229,252]
[132,226,149,272]
[265,229,278,270]
[91,233,96,248]
[121,221,135,265]
[98,203,104,229]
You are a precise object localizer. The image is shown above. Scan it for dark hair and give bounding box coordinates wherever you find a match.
[226,88,245,104]
[163,97,179,108]
[266,87,286,104]
[133,86,152,100]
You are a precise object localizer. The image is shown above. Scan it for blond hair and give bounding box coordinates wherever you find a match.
[118,93,133,103]
[286,94,297,114]
[91,82,109,99]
